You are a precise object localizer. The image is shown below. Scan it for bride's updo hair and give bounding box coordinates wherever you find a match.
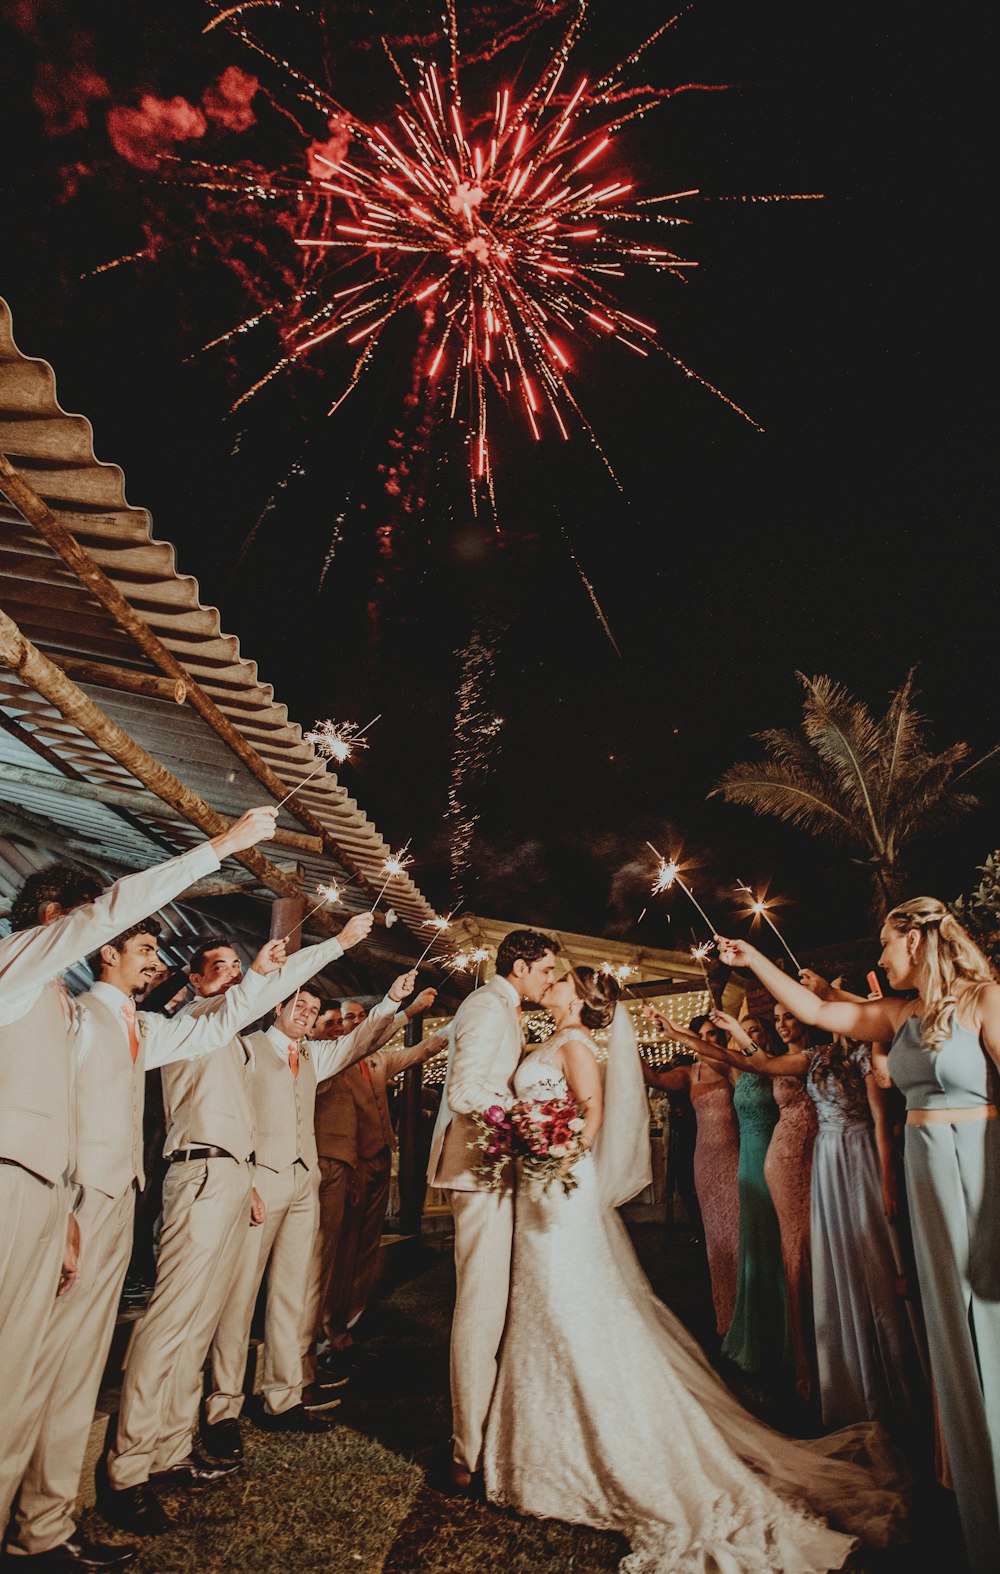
[571,966,622,1030]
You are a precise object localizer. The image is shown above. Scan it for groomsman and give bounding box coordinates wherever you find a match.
[317,993,445,1380]
[0,805,279,1535]
[101,912,375,1535]
[3,920,290,1572]
[203,970,421,1447]
[299,993,414,1387]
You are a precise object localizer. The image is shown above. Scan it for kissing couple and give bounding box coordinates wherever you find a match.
[427,928,909,1573]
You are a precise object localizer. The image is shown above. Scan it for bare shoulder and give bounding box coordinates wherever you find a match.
[558,1033,599,1068]
[964,979,1000,1026]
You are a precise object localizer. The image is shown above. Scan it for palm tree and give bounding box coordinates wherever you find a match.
[711,671,997,906]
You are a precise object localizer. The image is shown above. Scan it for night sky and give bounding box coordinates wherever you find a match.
[2,1,997,955]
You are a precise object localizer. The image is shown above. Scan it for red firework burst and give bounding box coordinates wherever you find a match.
[197,0,768,500]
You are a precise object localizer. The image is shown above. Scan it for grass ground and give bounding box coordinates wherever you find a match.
[78,1228,961,1574]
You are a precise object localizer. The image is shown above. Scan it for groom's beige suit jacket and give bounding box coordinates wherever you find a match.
[427,974,522,1192]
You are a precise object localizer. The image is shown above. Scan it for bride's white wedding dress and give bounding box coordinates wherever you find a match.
[482,1028,908,1573]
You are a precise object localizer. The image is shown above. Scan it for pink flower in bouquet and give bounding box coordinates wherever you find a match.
[483,1104,508,1125]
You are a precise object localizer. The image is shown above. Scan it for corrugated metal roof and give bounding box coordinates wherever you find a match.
[0,296,439,955]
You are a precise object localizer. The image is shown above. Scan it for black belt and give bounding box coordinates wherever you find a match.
[169,1147,254,1164]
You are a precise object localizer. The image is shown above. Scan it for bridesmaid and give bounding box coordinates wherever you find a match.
[643,1015,740,1336]
[717,903,1000,1574]
[763,1007,819,1402]
[716,1016,789,1382]
[711,1003,925,1437]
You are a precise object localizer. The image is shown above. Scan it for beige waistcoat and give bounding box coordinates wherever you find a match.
[246,1031,319,1174]
[0,981,74,1185]
[160,1035,255,1160]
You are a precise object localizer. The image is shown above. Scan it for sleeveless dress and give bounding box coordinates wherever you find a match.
[804,1044,923,1434]
[887,1015,1000,1572]
[690,1063,740,1335]
[764,1076,818,1398]
[483,1033,908,1572]
[722,1071,788,1376]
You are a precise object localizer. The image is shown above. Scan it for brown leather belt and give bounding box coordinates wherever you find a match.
[169,1146,255,1163]
[906,1105,997,1126]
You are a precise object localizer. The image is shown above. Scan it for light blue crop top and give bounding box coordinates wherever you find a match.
[887,1013,998,1111]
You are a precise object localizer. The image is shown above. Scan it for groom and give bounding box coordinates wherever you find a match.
[427,929,560,1489]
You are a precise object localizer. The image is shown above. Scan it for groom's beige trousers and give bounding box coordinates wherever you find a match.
[449,1187,513,1473]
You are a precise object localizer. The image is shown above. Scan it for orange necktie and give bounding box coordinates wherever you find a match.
[288,1042,300,1077]
[121,997,139,1063]
[360,1059,372,1084]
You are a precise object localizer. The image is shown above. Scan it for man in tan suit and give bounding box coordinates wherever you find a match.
[427,930,559,1489]
[0,805,279,1543]
[3,918,291,1571]
[101,911,374,1536]
[203,969,421,1444]
[300,992,421,1390]
[319,996,446,1377]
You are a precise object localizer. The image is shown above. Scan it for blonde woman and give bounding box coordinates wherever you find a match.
[716,900,1000,1574]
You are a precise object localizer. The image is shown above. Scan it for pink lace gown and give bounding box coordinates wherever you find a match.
[764,1076,818,1398]
[690,1064,740,1335]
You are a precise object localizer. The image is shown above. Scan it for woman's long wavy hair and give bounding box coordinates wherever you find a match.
[884,896,994,1047]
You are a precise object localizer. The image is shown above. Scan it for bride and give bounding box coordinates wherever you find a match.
[482,967,908,1573]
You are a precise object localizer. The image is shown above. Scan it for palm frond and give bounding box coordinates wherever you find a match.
[710,760,861,848]
[752,728,830,776]
[879,668,926,814]
[796,673,885,851]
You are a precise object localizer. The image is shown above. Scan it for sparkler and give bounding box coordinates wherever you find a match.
[276,713,381,808]
[414,909,462,968]
[646,841,717,936]
[369,841,413,914]
[293,880,343,934]
[737,880,802,974]
[471,946,491,988]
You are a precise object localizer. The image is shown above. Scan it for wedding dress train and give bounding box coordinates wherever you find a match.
[482,1031,908,1573]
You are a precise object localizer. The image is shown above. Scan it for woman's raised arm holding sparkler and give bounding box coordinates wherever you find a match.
[713,936,908,1042]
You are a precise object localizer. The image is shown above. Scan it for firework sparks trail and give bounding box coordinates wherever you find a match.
[192,0,771,503]
[448,626,504,900]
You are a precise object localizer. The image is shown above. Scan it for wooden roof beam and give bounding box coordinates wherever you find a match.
[0,451,380,893]
[0,603,342,933]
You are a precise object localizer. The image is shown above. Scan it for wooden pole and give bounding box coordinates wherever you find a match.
[0,603,341,931]
[0,450,373,886]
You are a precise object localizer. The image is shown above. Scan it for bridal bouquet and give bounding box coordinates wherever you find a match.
[471,1094,588,1197]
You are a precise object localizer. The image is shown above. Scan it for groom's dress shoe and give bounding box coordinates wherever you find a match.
[148,1456,238,1490]
[5,1535,137,1570]
[96,1483,172,1537]
[447,1462,484,1499]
